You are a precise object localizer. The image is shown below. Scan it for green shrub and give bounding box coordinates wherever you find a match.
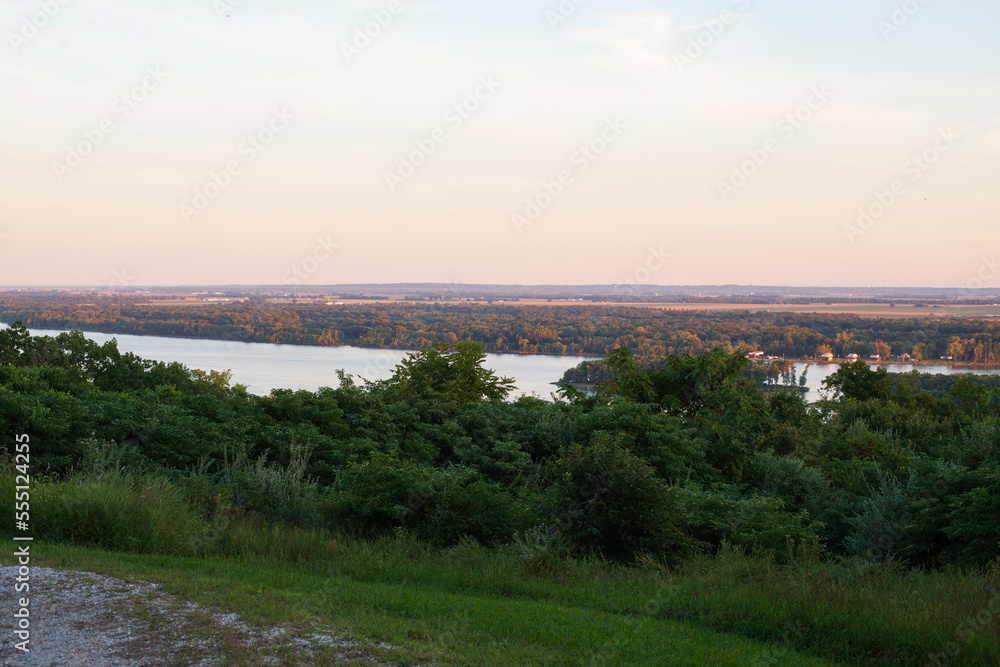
[221,441,325,528]
[504,524,567,572]
[330,453,437,535]
[956,418,1000,467]
[674,484,823,561]
[22,469,203,555]
[546,437,687,561]
[419,473,527,545]
[842,470,908,562]
[743,451,831,515]
[331,453,527,545]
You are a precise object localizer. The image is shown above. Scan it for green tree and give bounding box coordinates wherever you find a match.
[389,341,515,403]
[823,359,891,402]
[0,322,34,366]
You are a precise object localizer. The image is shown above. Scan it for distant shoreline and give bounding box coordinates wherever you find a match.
[12,324,1000,370]
[15,324,604,359]
[780,358,1000,371]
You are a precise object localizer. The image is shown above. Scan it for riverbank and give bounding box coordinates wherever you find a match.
[9,326,590,398]
[0,322,603,359]
[785,357,1000,370]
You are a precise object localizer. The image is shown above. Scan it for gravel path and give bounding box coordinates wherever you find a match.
[0,566,393,666]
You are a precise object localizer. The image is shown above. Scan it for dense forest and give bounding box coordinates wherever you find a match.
[4,294,1000,364]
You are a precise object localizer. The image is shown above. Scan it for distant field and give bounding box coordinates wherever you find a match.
[137,298,1000,319]
[633,303,1000,318]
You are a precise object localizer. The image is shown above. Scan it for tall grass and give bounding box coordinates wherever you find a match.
[1,466,203,555]
[641,545,1000,666]
[207,519,1000,665]
[4,464,998,665]
[219,441,326,528]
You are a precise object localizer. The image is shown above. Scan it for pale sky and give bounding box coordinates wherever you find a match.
[1,0,998,288]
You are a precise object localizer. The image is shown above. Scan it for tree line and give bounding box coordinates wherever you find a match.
[4,293,1000,363]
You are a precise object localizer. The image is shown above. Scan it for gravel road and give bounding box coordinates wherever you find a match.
[0,566,392,666]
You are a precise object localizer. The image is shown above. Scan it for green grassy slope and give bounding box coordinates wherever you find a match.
[25,544,837,667]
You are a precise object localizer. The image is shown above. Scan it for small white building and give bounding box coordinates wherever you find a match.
[846,353,860,362]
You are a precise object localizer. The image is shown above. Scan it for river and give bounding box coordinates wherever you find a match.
[781,362,1000,402]
[8,326,1000,401]
[19,327,590,399]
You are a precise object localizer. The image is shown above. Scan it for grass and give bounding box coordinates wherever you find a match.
[5,466,998,665]
[12,525,999,665]
[208,522,1000,665]
[27,470,204,554]
[19,542,835,666]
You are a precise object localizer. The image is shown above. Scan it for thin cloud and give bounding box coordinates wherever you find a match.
[562,11,679,71]
[671,14,751,32]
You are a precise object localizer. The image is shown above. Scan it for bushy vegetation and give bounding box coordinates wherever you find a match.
[3,322,1000,567]
[2,322,1000,664]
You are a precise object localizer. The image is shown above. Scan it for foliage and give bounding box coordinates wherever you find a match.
[16,293,1000,363]
[546,438,687,561]
[505,524,566,566]
[823,359,892,402]
[2,325,1000,572]
[330,453,526,545]
[3,465,203,555]
[221,441,324,528]
[388,340,516,402]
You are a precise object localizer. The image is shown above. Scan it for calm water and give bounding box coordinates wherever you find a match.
[786,362,1000,402]
[8,325,999,401]
[21,328,591,399]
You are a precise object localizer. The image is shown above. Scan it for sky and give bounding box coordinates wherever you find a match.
[0,0,998,288]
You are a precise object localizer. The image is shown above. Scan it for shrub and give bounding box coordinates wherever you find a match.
[20,469,203,555]
[330,453,527,545]
[330,453,437,536]
[546,437,686,561]
[77,433,144,476]
[743,451,831,515]
[222,442,325,528]
[956,418,1000,467]
[674,484,823,561]
[842,470,909,562]
[419,472,527,545]
[505,524,566,571]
